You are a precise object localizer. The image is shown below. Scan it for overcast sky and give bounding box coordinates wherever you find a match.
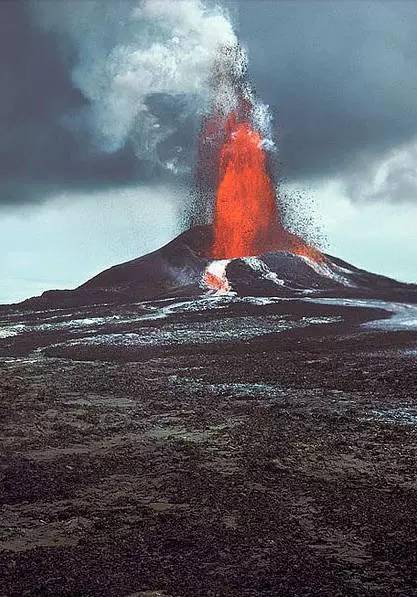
[1,0,417,303]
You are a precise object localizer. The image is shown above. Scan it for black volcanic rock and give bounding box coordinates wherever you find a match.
[79,226,211,298]
[228,251,417,301]
[15,224,417,309]
[19,226,212,309]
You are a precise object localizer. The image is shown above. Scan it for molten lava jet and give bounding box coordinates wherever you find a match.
[211,114,283,259]
[209,110,322,262]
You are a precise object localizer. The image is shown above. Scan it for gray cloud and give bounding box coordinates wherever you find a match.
[343,138,417,204]
[0,2,178,206]
[236,0,417,188]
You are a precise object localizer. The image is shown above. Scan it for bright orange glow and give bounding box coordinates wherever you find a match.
[211,115,282,259]
[210,112,323,262]
[203,271,229,292]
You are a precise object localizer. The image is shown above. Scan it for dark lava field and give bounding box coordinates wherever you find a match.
[1,294,417,596]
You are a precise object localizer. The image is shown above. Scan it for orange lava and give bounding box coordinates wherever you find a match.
[210,112,322,262]
[203,271,230,292]
[211,115,281,259]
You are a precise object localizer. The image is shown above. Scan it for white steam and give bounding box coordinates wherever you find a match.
[32,1,237,170]
[31,0,275,174]
[83,1,239,159]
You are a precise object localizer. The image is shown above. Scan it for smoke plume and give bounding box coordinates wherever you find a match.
[31,0,243,176]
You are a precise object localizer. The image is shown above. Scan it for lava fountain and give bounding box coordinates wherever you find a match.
[212,112,285,259]
[198,44,322,264]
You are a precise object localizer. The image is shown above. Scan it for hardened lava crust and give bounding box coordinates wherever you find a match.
[1,285,417,596]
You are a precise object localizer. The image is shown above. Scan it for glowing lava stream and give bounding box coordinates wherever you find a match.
[203,260,232,294]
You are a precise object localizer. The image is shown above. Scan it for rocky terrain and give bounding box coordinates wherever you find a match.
[1,289,417,596]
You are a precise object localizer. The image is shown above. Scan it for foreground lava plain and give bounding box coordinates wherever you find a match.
[1,295,417,596]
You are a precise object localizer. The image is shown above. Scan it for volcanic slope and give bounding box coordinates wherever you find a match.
[13,225,417,309]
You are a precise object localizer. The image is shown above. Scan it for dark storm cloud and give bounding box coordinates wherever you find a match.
[0,0,229,207]
[0,1,159,206]
[237,0,417,183]
[2,0,417,208]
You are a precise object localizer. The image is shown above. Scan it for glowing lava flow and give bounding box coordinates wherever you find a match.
[203,260,231,293]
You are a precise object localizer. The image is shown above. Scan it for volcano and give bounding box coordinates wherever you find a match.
[11,45,417,310]
[4,31,417,597]
[16,224,417,309]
